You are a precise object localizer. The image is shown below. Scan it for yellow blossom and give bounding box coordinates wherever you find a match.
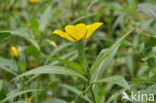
[52,22,103,42]
[28,0,39,3]
[25,97,32,103]
[11,46,19,58]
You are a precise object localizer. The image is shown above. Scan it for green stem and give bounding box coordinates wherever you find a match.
[147,67,150,86]
[77,40,89,77]
[35,75,40,103]
[24,74,40,85]
[73,86,91,102]
[90,86,96,103]
[71,0,75,19]
[76,40,96,103]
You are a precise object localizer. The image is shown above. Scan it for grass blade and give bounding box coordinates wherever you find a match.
[44,56,85,75]
[1,89,41,103]
[93,75,130,89]
[12,66,88,82]
[90,27,136,82]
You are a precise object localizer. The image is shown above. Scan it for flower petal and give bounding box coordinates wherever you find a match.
[28,0,39,3]
[53,30,75,42]
[65,23,87,40]
[11,46,19,58]
[85,22,103,39]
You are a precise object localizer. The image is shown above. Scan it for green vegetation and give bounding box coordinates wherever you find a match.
[0,0,156,103]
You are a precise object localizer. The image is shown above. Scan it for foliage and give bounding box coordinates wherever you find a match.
[0,0,156,103]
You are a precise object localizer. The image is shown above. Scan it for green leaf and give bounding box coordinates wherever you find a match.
[87,0,98,11]
[45,42,72,64]
[138,42,145,52]
[147,56,156,67]
[145,37,156,48]
[17,48,27,72]
[0,66,18,76]
[14,101,28,103]
[26,45,40,59]
[1,89,41,103]
[140,83,156,95]
[0,80,2,92]
[0,57,18,76]
[39,6,52,31]
[41,98,68,103]
[0,31,11,41]
[90,46,119,81]
[106,89,123,103]
[90,28,135,82]
[138,3,156,21]
[71,13,96,24]
[60,84,91,103]
[12,66,88,82]
[44,56,85,75]
[49,42,72,57]
[30,17,40,36]
[126,55,134,76]
[49,50,77,65]
[0,30,39,49]
[93,75,130,89]
[11,29,39,49]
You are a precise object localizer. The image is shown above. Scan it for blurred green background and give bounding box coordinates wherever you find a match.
[0,0,156,103]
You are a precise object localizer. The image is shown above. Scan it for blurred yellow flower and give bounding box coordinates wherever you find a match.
[25,98,32,103]
[28,0,39,3]
[11,46,19,58]
[52,22,103,42]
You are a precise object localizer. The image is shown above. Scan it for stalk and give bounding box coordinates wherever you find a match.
[76,40,96,103]
[90,86,96,103]
[77,40,89,78]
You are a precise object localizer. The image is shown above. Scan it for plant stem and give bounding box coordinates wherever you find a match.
[35,75,40,103]
[77,40,89,77]
[71,0,75,19]
[77,40,96,103]
[90,86,96,103]
[73,86,91,102]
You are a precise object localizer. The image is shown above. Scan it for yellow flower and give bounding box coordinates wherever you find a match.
[52,22,103,42]
[11,46,19,58]
[25,97,32,103]
[28,0,39,3]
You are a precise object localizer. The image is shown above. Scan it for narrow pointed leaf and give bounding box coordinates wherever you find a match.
[12,66,88,82]
[45,42,72,64]
[1,89,41,103]
[39,6,52,31]
[138,3,156,21]
[93,75,130,89]
[60,84,91,103]
[0,80,2,92]
[44,56,85,75]
[41,98,68,103]
[0,57,18,76]
[90,46,119,81]
[0,31,11,41]
[90,28,135,82]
